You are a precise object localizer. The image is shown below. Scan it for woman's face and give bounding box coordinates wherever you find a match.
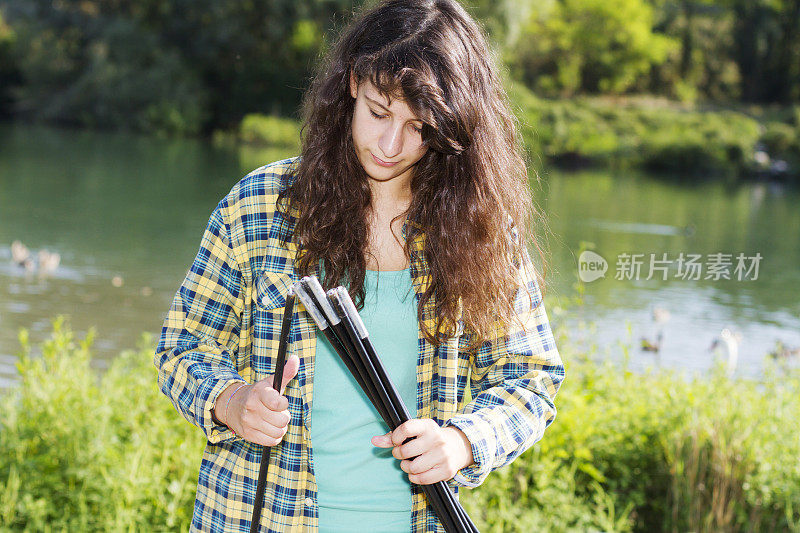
[349,75,428,188]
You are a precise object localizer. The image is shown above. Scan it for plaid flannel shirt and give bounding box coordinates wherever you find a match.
[155,157,564,532]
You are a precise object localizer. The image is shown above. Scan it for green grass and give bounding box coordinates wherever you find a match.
[2,318,800,531]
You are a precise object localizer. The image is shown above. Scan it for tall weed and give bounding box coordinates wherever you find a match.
[0,318,203,531]
[2,319,799,532]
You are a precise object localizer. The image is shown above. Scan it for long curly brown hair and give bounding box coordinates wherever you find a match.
[279,0,545,347]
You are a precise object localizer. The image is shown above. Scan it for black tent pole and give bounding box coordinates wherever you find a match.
[332,286,478,533]
[302,278,461,533]
[295,280,393,425]
[249,290,295,533]
[327,286,471,533]
[296,276,479,533]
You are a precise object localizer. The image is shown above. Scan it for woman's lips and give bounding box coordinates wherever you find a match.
[371,153,399,167]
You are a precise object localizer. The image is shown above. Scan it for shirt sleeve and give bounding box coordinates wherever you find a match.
[154,201,247,444]
[443,248,565,488]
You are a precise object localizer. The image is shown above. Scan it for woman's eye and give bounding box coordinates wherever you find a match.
[369,109,385,119]
[411,124,423,134]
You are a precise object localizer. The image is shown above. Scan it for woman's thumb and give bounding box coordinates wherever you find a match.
[278,354,300,393]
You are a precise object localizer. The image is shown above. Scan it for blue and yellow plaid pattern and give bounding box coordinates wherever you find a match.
[155,157,564,532]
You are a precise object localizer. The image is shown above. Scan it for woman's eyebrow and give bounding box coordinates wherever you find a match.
[365,95,423,124]
[365,95,391,111]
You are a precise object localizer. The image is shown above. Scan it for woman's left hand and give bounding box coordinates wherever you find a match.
[371,419,474,485]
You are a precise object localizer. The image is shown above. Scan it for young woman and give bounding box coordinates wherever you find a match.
[155,0,564,531]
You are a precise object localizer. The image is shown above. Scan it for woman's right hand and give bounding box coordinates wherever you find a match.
[214,354,300,446]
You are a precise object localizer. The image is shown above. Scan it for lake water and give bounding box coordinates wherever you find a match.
[1,122,798,386]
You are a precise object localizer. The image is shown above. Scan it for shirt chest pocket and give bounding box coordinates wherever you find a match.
[251,270,294,378]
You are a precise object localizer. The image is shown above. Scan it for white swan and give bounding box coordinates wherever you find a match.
[709,328,742,377]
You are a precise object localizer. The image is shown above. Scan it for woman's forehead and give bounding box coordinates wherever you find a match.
[360,79,400,105]
[360,80,421,120]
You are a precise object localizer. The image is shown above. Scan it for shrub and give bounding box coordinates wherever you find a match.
[0,318,203,531]
[761,122,800,159]
[239,114,301,148]
[640,129,733,175]
[508,82,763,176]
[3,319,800,532]
[461,354,800,532]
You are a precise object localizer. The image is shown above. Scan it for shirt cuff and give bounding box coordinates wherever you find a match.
[443,414,497,488]
[196,372,247,444]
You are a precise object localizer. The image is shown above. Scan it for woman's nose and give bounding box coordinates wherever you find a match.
[378,122,403,159]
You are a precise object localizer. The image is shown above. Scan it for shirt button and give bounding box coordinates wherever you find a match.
[304,497,314,507]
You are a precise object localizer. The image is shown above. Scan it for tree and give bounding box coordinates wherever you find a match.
[644,0,739,101]
[3,0,209,134]
[0,9,20,117]
[726,0,800,102]
[510,0,678,96]
[1,0,362,133]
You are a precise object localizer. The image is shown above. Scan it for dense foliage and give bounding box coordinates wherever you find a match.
[2,319,799,531]
[0,0,352,133]
[509,0,678,96]
[1,0,799,134]
[0,10,18,118]
[0,319,202,531]
[461,324,800,532]
[235,82,800,181]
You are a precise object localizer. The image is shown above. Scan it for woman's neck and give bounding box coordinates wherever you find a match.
[367,172,412,209]
[366,178,412,271]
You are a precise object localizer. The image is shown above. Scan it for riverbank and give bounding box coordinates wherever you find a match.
[223,85,800,184]
[2,319,798,531]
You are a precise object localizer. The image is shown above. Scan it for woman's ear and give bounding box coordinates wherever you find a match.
[349,71,359,99]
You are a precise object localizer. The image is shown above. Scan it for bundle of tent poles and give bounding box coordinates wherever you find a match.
[250,275,478,533]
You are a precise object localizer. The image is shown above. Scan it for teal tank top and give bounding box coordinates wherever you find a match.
[311,268,419,532]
